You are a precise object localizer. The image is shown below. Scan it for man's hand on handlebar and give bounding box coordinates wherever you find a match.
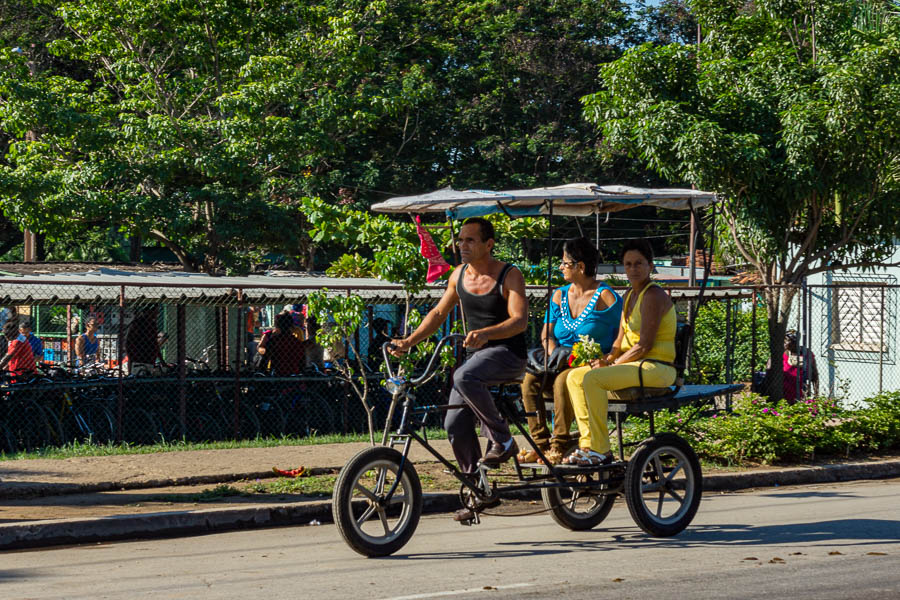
[388,338,412,357]
[463,330,487,349]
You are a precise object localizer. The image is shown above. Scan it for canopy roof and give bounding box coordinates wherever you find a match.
[371,183,717,218]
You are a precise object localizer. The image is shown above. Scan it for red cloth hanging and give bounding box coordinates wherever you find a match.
[415,215,451,282]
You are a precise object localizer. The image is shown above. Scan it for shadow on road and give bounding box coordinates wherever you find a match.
[759,490,862,499]
[389,519,900,560]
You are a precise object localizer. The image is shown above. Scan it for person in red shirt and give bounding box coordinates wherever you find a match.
[256,312,304,376]
[0,320,37,380]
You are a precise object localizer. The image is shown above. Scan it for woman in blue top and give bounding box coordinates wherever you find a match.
[518,237,622,464]
[75,317,100,366]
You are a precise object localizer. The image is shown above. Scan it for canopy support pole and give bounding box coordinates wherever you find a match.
[689,211,697,287]
[447,214,467,336]
[542,201,554,374]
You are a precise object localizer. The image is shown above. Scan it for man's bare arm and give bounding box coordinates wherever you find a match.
[391,268,461,354]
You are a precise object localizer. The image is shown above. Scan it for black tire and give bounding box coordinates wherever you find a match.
[184,412,223,443]
[80,403,117,444]
[624,433,702,537]
[0,421,17,454]
[541,469,618,531]
[15,400,55,451]
[333,446,422,557]
[122,407,162,445]
[39,403,68,448]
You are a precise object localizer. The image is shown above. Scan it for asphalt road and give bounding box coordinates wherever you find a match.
[2,479,898,600]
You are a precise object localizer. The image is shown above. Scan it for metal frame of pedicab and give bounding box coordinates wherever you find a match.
[332,183,742,557]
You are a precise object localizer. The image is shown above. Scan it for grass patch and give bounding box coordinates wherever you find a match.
[153,484,246,503]
[243,474,337,496]
[0,429,449,461]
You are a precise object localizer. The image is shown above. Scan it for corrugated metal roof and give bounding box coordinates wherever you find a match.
[0,268,749,305]
[0,270,446,304]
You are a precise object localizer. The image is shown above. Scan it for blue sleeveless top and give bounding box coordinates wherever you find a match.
[545,283,622,351]
[81,333,100,356]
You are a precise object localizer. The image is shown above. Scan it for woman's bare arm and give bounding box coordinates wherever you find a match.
[612,286,671,365]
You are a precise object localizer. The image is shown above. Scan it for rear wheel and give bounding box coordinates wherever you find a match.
[624,433,702,537]
[333,446,422,557]
[542,468,618,531]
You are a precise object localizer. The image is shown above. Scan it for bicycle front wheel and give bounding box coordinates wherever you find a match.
[333,446,422,557]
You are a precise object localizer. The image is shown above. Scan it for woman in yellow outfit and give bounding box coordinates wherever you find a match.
[564,238,677,466]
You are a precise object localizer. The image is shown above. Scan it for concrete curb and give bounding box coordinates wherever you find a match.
[703,459,900,491]
[0,468,338,500]
[1,459,898,551]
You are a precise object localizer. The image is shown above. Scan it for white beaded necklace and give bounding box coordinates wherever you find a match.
[560,285,602,332]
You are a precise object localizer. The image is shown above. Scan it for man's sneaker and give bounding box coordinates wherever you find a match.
[481,438,519,466]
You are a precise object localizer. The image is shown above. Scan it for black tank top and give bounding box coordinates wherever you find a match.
[456,263,527,358]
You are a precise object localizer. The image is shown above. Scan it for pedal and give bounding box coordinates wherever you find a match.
[458,513,481,526]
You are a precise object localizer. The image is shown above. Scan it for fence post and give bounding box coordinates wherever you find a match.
[880,285,885,394]
[796,285,803,400]
[65,305,73,367]
[233,290,243,439]
[218,307,227,371]
[724,296,733,384]
[177,304,186,439]
[367,305,374,361]
[751,287,758,379]
[117,286,125,442]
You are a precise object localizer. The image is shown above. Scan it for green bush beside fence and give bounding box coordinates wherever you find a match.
[620,390,900,465]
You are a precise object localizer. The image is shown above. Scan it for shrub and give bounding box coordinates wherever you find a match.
[690,299,769,385]
[617,390,900,465]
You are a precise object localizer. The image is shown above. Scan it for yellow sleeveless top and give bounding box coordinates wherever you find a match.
[621,283,676,363]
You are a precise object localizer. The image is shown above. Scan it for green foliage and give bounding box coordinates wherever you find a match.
[325,253,375,278]
[585,1,900,397]
[307,290,365,357]
[373,242,428,296]
[301,197,431,293]
[620,390,900,465]
[1,0,683,273]
[301,197,419,253]
[690,298,769,384]
[0,0,444,272]
[307,288,376,442]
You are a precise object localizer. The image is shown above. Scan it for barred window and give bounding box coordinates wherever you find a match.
[830,284,889,352]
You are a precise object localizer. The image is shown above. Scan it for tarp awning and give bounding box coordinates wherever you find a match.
[370,183,717,218]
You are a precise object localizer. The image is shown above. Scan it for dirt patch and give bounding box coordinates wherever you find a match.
[2,446,897,524]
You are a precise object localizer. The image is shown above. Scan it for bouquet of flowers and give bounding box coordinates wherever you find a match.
[569,334,605,367]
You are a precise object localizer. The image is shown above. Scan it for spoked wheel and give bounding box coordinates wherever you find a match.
[541,468,618,531]
[333,446,422,557]
[624,433,702,537]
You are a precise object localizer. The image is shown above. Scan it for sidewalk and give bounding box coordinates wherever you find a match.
[1,439,899,551]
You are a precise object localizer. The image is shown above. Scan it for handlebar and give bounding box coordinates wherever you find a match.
[382,333,464,387]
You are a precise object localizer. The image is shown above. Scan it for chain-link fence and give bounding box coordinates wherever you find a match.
[683,281,899,406]
[0,277,894,452]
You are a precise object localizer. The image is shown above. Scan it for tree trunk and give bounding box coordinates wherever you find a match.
[129,234,142,262]
[35,232,46,261]
[763,286,798,401]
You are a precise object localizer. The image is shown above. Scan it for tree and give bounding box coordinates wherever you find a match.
[0,0,438,272]
[584,0,900,399]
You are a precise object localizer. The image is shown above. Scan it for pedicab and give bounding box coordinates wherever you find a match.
[332,184,743,557]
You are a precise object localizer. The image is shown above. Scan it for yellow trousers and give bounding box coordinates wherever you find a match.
[566,362,676,453]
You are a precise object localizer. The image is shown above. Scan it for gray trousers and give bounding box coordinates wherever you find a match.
[444,345,526,474]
